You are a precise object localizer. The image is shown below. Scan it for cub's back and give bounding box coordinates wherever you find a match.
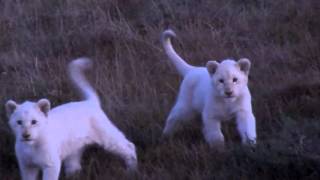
[48,101,101,140]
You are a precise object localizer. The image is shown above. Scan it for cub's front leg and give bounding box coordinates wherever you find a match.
[19,163,40,180]
[202,111,225,151]
[236,110,257,145]
[42,158,61,180]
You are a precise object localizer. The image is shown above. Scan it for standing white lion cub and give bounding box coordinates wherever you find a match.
[161,30,257,149]
[5,58,137,180]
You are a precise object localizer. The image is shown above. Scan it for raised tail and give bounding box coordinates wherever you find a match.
[161,29,193,77]
[68,58,100,106]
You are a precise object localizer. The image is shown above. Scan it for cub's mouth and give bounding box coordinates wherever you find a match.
[224,95,237,100]
[224,95,235,99]
[21,137,33,142]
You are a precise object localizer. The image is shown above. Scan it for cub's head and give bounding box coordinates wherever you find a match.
[5,99,51,145]
[206,58,251,100]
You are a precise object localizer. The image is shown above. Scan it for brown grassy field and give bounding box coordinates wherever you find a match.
[0,0,320,179]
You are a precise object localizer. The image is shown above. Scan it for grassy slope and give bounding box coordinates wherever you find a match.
[0,0,320,179]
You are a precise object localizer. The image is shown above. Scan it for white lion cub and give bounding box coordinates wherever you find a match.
[161,30,257,149]
[5,58,137,180]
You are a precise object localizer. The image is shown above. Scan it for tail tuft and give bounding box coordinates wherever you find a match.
[68,57,100,106]
[69,58,93,70]
[161,29,176,42]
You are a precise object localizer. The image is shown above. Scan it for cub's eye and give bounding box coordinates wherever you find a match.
[233,77,238,83]
[17,120,22,125]
[31,120,37,125]
[219,79,224,83]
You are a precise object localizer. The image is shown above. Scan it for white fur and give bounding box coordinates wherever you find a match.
[161,30,257,149]
[6,58,137,180]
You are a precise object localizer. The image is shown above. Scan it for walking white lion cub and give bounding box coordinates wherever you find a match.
[161,30,257,149]
[5,58,137,180]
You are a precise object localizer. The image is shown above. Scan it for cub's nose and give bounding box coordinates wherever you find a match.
[22,133,30,139]
[225,91,233,96]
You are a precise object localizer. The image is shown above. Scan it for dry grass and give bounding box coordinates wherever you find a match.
[1,0,320,179]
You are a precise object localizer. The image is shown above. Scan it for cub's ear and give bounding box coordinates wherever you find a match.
[5,100,18,118]
[238,58,251,75]
[206,61,219,75]
[37,99,51,117]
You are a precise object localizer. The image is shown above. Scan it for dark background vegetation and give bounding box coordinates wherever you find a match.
[0,0,320,179]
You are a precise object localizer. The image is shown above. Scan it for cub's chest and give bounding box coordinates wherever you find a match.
[208,100,240,121]
[17,144,53,167]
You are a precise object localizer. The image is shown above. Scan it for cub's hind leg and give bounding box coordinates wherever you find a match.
[162,102,196,137]
[162,78,196,137]
[94,114,138,171]
[64,149,83,176]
